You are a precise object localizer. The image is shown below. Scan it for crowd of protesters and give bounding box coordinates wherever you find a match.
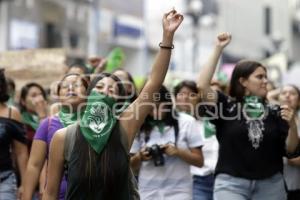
[0,10,300,200]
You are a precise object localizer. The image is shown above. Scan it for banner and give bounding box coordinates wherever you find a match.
[0,48,67,90]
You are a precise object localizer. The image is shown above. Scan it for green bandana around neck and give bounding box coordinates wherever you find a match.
[21,111,39,130]
[149,119,165,134]
[80,91,117,154]
[204,119,216,138]
[243,96,265,119]
[59,106,83,128]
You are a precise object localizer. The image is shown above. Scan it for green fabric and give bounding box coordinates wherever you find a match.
[204,119,216,138]
[243,96,264,119]
[216,71,228,84]
[80,91,117,154]
[149,119,165,134]
[58,106,83,128]
[21,111,39,130]
[106,48,125,73]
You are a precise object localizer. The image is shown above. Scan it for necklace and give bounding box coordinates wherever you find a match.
[242,96,268,149]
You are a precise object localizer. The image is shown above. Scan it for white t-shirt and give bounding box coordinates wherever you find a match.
[130,113,203,200]
[190,120,219,176]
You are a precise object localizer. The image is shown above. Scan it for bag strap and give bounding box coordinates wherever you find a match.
[64,123,78,163]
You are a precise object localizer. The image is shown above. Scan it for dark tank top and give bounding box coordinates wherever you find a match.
[64,122,139,200]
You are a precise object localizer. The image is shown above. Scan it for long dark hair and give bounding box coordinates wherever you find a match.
[19,82,47,112]
[0,68,9,103]
[140,85,178,141]
[229,60,266,102]
[75,73,128,199]
[113,68,138,102]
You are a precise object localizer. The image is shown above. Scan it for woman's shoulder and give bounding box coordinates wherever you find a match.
[52,127,68,142]
[177,112,198,128]
[9,106,22,122]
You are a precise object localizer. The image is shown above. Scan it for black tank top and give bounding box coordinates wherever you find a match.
[64,122,138,200]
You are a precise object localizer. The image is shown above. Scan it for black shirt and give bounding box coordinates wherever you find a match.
[0,117,27,172]
[201,91,289,180]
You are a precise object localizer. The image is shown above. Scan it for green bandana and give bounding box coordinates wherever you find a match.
[149,119,165,134]
[204,119,216,138]
[106,48,125,73]
[243,96,265,119]
[58,106,83,128]
[80,91,117,154]
[21,111,39,130]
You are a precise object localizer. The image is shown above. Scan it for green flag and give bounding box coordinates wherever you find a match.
[106,47,125,73]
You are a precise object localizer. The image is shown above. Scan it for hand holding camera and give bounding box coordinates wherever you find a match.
[143,144,166,167]
[140,147,152,161]
[162,143,179,157]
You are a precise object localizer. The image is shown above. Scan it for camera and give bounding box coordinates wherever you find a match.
[270,105,281,117]
[146,144,165,167]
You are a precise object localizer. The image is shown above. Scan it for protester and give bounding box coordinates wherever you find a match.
[130,85,204,200]
[42,9,184,200]
[23,73,89,200]
[197,33,299,200]
[269,84,300,200]
[174,80,218,200]
[0,68,28,200]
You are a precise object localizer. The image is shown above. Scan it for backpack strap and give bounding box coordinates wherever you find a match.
[64,123,78,163]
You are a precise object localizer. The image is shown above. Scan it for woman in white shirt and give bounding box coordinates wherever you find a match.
[130,85,204,200]
[174,80,219,200]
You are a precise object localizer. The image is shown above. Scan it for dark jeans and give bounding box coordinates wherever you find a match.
[193,174,214,200]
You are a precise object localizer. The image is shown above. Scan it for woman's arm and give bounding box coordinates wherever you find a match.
[287,156,300,167]
[42,129,66,200]
[130,147,152,172]
[281,105,299,153]
[39,161,47,199]
[9,106,28,199]
[197,33,231,102]
[286,119,299,153]
[120,10,184,147]
[130,153,142,173]
[23,140,47,200]
[12,140,28,198]
[163,144,204,168]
